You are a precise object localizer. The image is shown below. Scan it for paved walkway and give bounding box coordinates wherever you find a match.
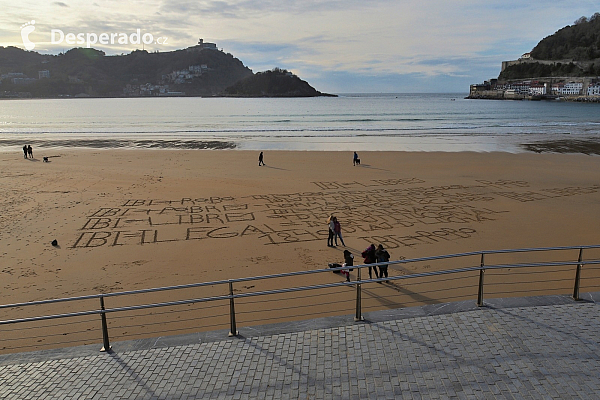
[1,293,599,399]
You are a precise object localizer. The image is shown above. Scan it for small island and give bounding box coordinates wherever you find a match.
[222,68,335,97]
[469,13,600,102]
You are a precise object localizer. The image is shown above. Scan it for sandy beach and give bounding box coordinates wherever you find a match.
[1,149,600,353]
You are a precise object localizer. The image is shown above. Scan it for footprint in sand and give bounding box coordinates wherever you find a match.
[20,20,36,50]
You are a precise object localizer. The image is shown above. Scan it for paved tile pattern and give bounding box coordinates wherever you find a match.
[1,302,599,399]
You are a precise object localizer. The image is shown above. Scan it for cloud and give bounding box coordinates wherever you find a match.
[1,0,599,92]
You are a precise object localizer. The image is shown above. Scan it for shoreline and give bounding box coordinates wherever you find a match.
[3,136,600,154]
[1,149,599,352]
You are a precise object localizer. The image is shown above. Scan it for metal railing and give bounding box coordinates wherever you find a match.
[1,245,599,353]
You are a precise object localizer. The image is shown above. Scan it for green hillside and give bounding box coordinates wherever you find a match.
[499,13,600,80]
[0,45,253,97]
[531,13,600,60]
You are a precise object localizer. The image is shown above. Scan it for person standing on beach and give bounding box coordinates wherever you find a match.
[23,145,28,159]
[258,151,265,166]
[333,217,346,246]
[343,249,354,282]
[353,151,359,166]
[327,215,335,247]
[362,244,378,279]
[27,145,33,159]
[375,244,391,283]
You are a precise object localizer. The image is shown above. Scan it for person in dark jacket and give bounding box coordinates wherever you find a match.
[327,215,335,247]
[375,244,391,283]
[361,244,377,279]
[343,249,354,282]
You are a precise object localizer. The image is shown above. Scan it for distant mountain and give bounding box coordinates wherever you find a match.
[499,13,600,80]
[0,45,329,98]
[223,68,335,97]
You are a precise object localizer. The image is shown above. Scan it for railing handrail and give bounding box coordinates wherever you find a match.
[1,244,598,352]
[1,244,598,311]
[1,258,599,327]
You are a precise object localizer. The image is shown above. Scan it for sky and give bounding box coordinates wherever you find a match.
[1,1,599,93]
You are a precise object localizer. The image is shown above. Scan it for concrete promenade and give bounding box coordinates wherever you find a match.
[1,293,599,399]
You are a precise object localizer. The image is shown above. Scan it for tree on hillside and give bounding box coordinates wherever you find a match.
[531,12,600,60]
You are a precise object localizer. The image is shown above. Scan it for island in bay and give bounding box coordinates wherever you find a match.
[469,13,600,102]
[0,38,334,98]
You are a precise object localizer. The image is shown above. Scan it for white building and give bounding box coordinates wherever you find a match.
[529,83,546,96]
[587,83,600,96]
[562,82,583,95]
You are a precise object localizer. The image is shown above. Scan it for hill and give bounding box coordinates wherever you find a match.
[499,13,600,80]
[531,14,600,60]
[0,45,329,98]
[223,68,335,97]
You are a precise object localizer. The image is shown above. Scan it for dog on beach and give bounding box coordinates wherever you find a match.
[43,157,49,162]
[356,158,360,165]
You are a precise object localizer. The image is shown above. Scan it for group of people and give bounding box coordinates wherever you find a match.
[327,215,345,247]
[361,243,391,282]
[22,145,33,159]
[326,214,391,283]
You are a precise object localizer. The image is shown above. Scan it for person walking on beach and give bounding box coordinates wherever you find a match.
[333,217,346,246]
[353,151,359,166]
[258,151,265,166]
[327,215,335,247]
[27,145,33,159]
[375,244,391,283]
[362,244,378,279]
[23,145,28,159]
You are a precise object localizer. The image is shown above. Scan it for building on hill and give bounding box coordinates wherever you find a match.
[197,39,217,50]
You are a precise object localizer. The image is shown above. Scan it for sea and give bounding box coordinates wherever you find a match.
[1,93,599,152]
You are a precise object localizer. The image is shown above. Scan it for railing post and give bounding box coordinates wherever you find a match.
[573,248,583,301]
[354,266,364,321]
[228,280,238,336]
[477,253,485,307]
[99,296,111,352]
